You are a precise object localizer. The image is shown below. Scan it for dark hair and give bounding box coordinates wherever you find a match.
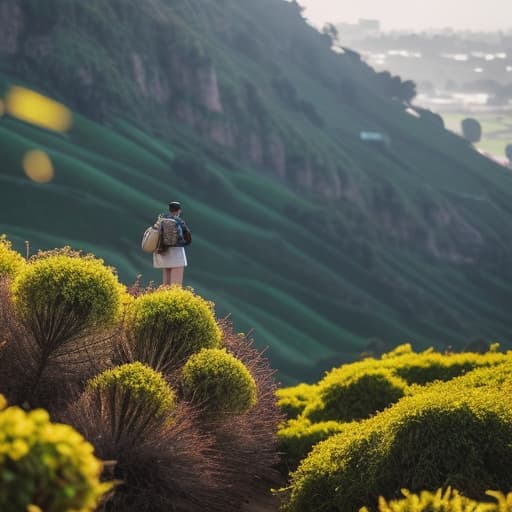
[168,201,182,212]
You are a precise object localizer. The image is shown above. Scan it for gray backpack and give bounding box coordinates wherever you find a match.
[159,217,179,248]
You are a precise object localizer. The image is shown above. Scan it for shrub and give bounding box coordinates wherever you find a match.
[367,488,512,512]
[12,248,122,337]
[304,367,409,422]
[277,417,349,470]
[0,236,25,278]
[64,398,224,512]
[6,249,123,406]
[125,287,222,372]
[0,395,112,512]
[276,383,319,419]
[181,348,257,417]
[283,385,512,512]
[87,362,175,443]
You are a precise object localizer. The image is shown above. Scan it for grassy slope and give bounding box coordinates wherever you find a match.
[1,1,512,383]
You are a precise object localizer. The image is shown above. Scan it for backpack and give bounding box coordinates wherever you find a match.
[159,217,180,248]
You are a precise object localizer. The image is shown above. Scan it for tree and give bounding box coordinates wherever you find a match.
[505,144,512,162]
[461,118,482,144]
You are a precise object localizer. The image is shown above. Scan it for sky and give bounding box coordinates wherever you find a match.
[298,0,512,32]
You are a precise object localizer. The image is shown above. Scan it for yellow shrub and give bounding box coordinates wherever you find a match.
[0,395,112,512]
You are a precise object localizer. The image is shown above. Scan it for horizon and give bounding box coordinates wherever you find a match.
[297,0,512,32]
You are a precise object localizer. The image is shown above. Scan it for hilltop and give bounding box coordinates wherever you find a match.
[1,0,512,382]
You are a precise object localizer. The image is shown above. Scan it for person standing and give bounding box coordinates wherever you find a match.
[153,201,191,286]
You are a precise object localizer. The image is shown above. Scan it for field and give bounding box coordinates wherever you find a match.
[442,110,512,161]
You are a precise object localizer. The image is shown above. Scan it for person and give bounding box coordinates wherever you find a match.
[153,201,191,286]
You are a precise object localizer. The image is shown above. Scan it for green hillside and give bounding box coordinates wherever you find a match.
[1,0,512,383]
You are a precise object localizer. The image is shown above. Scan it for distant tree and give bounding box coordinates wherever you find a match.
[506,144,512,162]
[322,23,338,46]
[461,118,482,144]
[399,80,417,104]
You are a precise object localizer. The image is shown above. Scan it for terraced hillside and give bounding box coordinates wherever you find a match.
[1,0,512,382]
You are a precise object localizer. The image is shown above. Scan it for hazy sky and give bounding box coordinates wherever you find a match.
[298,0,512,32]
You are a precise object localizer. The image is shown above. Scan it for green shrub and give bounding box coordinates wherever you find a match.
[304,367,409,422]
[320,347,510,387]
[0,236,25,278]
[87,362,175,442]
[126,287,222,371]
[12,248,123,335]
[277,416,349,470]
[181,348,257,417]
[283,385,512,512]
[276,383,319,419]
[368,488,512,512]
[0,395,112,512]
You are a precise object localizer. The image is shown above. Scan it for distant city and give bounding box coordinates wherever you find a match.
[332,19,512,164]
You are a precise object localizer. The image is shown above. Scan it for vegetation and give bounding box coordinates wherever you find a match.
[87,362,176,442]
[0,395,112,512]
[461,118,482,143]
[181,348,257,417]
[0,243,281,511]
[283,383,512,512]
[0,236,25,278]
[366,488,512,512]
[124,287,222,371]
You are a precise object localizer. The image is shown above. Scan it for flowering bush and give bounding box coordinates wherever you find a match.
[0,395,111,512]
[12,249,123,334]
[367,488,512,512]
[87,362,175,441]
[126,287,222,371]
[0,236,25,278]
[181,348,257,417]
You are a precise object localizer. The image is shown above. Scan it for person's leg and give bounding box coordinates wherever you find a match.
[169,266,184,286]
[163,268,172,285]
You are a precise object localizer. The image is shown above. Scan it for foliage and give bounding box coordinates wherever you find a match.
[5,249,123,406]
[0,236,25,279]
[461,118,482,143]
[88,362,175,421]
[276,382,319,419]
[277,416,348,470]
[64,397,225,512]
[125,287,222,371]
[304,367,409,422]
[12,248,122,335]
[367,488,512,512]
[181,348,257,417]
[506,144,512,162]
[0,396,112,512]
[282,384,512,512]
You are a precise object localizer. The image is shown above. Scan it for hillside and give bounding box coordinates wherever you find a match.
[1,0,512,383]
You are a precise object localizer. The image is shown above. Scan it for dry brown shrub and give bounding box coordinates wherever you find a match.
[63,395,227,512]
[199,318,285,510]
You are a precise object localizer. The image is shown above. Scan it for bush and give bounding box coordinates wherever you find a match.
[367,488,512,512]
[304,367,409,422]
[0,395,112,512]
[277,417,349,470]
[276,383,319,419]
[283,385,512,512]
[0,236,25,278]
[181,348,257,417]
[125,287,222,372]
[87,362,175,442]
[12,248,123,337]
